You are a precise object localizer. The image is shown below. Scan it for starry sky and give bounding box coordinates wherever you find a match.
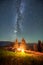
[0,0,43,43]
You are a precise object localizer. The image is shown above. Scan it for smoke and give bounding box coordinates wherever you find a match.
[14,0,25,37]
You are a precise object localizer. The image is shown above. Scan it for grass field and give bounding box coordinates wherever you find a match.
[0,49,43,65]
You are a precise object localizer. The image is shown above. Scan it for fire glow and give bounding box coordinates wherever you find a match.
[17,48,24,53]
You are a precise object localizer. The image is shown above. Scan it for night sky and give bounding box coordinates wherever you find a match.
[0,0,43,43]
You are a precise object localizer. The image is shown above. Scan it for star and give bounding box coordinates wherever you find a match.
[14,30,17,33]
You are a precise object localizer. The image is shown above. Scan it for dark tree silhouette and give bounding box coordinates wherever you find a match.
[37,40,42,52]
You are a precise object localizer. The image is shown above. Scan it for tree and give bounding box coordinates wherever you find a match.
[37,40,42,52]
[33,43,38,51]
[13,38,18,50]
[20,38,26,50]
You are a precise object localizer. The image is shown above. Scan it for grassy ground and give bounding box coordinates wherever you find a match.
[0,49,43,65]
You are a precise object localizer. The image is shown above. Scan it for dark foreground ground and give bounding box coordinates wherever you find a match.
[0,49,43,65]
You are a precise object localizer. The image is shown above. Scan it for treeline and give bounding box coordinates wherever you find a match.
[27,40,43,52]
[3,39,43,52]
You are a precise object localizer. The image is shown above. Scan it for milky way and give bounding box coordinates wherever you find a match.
[14,0,25,37]
[0,0,43,42]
